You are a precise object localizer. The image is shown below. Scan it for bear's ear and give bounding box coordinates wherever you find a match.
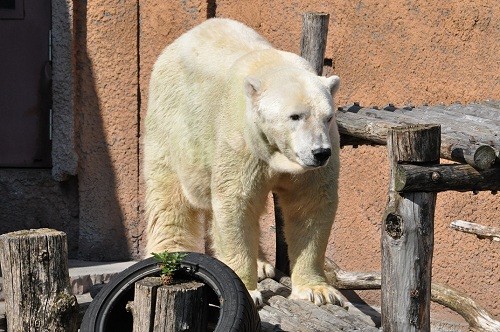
[244,76,262,98]
[324,75,340,96]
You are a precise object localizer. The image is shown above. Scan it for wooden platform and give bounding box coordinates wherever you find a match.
[258,276,380,332]
[336,101,500,170]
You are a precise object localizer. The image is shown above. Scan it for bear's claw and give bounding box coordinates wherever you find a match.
[248,289,264,307]
[290,284,347,308]
[257,259,275,281]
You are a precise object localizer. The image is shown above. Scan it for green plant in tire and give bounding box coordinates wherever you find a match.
[151,251,187,285]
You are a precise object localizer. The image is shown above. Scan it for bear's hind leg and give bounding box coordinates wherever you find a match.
[145,172,203,256]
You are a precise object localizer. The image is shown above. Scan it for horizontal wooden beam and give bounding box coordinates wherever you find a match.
[336,109,499,170]
[450,220,500,241]
[395,164,500,192]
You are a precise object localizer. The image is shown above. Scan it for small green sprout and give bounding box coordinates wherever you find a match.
[151,251,187,285]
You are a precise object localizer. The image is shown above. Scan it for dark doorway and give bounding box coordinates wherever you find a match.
[0,0,52,167]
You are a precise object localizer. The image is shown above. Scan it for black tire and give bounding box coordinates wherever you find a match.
[80,252,260,332]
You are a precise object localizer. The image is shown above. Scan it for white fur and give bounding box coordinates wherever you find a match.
[144,18,342,306]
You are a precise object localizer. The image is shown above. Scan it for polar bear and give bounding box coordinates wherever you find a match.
[144,18,343,307]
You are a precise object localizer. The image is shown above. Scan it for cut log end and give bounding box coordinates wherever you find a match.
[473,145,497,170]
[1,227,66,239]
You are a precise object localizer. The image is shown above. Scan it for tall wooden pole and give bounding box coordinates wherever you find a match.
[275,12,330,275]
[300,12,330,75]
[381,124,440,331]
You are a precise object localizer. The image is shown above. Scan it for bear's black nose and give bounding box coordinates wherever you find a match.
[312,148,331,165]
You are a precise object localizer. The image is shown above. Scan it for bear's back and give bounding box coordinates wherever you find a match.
[162,18,273,78]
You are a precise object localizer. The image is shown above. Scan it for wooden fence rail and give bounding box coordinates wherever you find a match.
[336,103,499,170]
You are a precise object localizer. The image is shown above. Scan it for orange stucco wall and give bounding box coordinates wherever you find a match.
[76,0,498,318]
[75,0,142,260]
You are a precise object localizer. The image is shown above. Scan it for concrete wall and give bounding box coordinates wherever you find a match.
[74,0,142,260]
[1,0,498,318]
[0,170,79,257]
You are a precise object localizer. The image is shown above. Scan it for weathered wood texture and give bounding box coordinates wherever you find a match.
[258,277,379,332]
[324,258,381,290]
[381,125,440,332]
[431,283,500,332]
[0,228,79,332]
[395,164,500,192]
[273,195,290,276]
[324,258,500,332]
[300,12,329,75]
[450,220,500,242]
[274,11,331,277]
[336,102,500,170]
[131,277,161,332]
[129,277,208,332]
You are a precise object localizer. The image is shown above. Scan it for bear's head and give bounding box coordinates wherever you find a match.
[244,69,340,174]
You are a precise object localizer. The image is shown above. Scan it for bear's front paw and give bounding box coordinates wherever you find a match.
[257,259,275,281]
[248,289,264,307]
[290,284,346,307]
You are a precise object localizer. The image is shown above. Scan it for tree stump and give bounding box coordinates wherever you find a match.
[130,277,208,332]
[381,124,440,331]
[0,228,78,332]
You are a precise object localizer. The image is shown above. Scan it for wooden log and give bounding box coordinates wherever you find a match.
[448,101,500,122]
[0,228,78,332]
[450,220,500,241]
[336,109,390,144]
[402,106,500,138]
[129,277,208,332]
[131,277,161,331]
[300,12,329,75]
[324,258,381,290]
[336,108,499,169]
[381,124,440,332]
[339,133,378,147]
[130,277,208,332]
[352,104,499,146]
[395,164,500,192]
[273,195,290,276]
[323,258,500,331]
[153,280,207,332]
[431,283,500,332]
[274,12,331,276]
[450,144,497,170]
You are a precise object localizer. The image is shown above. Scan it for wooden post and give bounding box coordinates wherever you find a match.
[300,12,330,75]
[273,195,290,275]
[130,277,161,331]
[0,228,79,332]
[381,124,440,331]
[129,277,208,332]
[275,11,330,275]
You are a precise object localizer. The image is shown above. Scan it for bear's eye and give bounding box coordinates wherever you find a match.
[326,116,333,123]
[290,114,301,121]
